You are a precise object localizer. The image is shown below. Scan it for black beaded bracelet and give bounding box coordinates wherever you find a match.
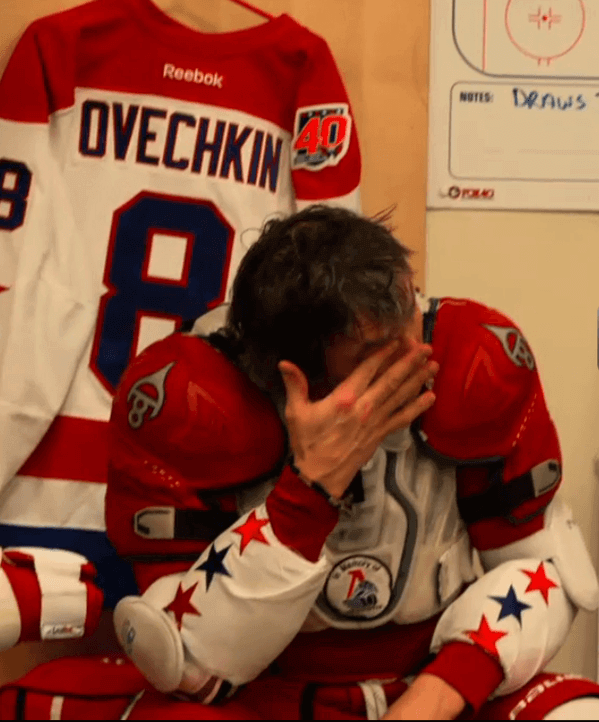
[288,460,349,510]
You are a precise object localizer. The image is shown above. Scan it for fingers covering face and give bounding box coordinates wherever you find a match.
[356,342,434,409]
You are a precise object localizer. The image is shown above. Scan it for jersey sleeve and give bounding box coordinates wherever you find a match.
[290,35,361,212]
[0,22,98,495]
[115,463,340,691]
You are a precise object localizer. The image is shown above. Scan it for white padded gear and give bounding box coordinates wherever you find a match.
[479,496,599,612]
[430,558,574,697]
[114,595,184,694]
[113,573,229,702]
[114,574,185,693]
[116,502,330,690]
[0,546,103,650]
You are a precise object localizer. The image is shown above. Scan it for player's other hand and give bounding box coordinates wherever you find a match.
[381,673,466,720]
[279,338,437,500]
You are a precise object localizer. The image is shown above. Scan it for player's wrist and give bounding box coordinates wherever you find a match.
[288,459,351,509]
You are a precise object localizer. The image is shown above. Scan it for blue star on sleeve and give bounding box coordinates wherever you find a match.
[490,585,532,625]
[195,544,232,591]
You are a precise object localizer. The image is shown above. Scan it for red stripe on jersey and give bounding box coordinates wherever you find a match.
[2,551,42,642]
[18,416,108,484]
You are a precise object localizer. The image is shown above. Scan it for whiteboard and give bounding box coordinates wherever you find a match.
[428,0,599,210]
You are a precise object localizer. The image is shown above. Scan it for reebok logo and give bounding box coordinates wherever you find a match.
[163,63,224,88]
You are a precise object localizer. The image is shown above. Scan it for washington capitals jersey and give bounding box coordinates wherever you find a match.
[0,0,361,604]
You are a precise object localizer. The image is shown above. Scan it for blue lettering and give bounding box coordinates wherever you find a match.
[192,118,225,175]
[163,113,196,170]
[513,88,526,107]
[526,91,539,108]
[113,103,139,160]
[220,123,253,181]
[136,107,167,165]
[259,134,282,193]
[247,131,264,185]
[77,102,282,194]
[513,88,540,108]
[513,87,586,111]
[557,96,573,110]
[79,100,109,157]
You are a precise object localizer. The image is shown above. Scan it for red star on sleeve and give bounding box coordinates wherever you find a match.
[521,561,558,605]
[232,509,270,555]
[466,614,508,658]
[163,582,201,630]
[0,286,8,294]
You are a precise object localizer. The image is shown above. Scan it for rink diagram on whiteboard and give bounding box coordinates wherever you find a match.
[454,1,597,78]
[428,0,599,209]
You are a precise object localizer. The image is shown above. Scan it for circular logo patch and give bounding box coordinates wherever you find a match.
[324,555,393,619]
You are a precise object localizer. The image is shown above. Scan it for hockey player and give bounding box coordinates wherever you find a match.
[106,205,599,719]
[7,205,599,719]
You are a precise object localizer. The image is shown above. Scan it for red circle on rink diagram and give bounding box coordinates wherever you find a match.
[505,0,586,64]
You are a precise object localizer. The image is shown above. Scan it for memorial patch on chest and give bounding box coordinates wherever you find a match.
[324,555,393,619]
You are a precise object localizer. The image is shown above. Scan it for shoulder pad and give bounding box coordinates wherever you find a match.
[419,298,539,461]
[111,334,285,488]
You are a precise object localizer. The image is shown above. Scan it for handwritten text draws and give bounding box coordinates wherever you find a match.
[450,82,599,181]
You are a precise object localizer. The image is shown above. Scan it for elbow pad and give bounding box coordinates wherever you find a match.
[430,557,574,696]
[479,495,599,612]
[0,547,103,649]
[113,573,235,704]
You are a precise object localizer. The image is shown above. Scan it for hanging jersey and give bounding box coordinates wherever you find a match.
[0,0,361,605]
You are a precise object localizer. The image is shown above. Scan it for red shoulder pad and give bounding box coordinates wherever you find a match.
[106,335,286,565]
[420,298,540,460]
[110,334,285,488]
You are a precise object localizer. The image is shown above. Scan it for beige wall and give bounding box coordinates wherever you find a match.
[427,210,599,681]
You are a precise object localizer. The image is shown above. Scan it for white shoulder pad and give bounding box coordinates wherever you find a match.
[430,558,574,697]
[479,496,599,612]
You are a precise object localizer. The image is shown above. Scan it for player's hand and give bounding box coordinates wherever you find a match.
[381,673,466,720]
[279,338,438,499]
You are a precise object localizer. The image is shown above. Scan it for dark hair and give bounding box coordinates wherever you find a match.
[219,205,414,399]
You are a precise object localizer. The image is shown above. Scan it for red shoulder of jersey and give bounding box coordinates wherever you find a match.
[420,298,542,461]
[110,333,285,488]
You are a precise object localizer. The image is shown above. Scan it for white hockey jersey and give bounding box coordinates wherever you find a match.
[0,0,361,604]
